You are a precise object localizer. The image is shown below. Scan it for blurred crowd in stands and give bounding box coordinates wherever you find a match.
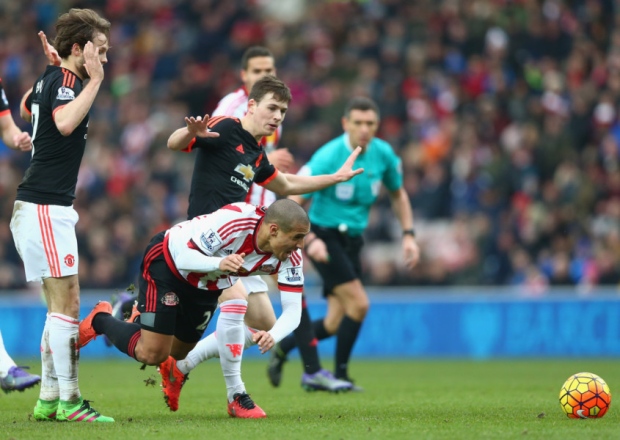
[0,0,619,292]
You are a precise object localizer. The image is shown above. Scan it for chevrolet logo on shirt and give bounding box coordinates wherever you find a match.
[234,164,255,182]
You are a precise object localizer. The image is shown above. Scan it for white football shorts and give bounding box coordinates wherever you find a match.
[240,275,269,294]
[10,201,79,282]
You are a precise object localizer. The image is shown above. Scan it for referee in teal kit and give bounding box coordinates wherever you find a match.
[269,96,420,391]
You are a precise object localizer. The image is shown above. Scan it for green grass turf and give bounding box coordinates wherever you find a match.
[1,358,618,439]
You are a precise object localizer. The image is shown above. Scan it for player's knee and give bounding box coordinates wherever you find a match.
[136,347,169,366]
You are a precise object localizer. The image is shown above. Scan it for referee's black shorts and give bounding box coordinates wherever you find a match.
[137,231,222,343]
[309,226,364,297]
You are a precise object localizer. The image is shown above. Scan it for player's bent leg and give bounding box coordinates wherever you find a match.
[323,294,346,334]
[331,279,369,322]
[170,338,198,361]
[133,329,173,366]
[244,291,276,330]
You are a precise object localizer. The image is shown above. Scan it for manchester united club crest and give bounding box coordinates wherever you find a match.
[64,254,75,267]
[161,292,179,306]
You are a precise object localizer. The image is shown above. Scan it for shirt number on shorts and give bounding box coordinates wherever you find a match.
[196,311,212,332]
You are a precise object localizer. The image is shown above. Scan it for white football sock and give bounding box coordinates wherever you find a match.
[177,326,258,375]
[216,300,247,402]
[0,330,17,378]
[39,314,59,401]
[48,313,80,402]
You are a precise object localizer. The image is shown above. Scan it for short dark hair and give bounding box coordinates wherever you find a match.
[54,8,111,59]
[344,96,380,119]
[264,199,309,232]
[241,46,274,70]
[248,75,292,104]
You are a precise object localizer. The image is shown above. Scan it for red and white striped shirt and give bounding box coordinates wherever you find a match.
[164,202,303,292]
[212,88,281,207]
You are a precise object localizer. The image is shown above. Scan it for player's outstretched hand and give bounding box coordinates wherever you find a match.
[13,132,32,152]
[219,252,245,273]
[184,114,220,139]
[83,41,104,82]
[38,31,61,66]
[268,148,294,172]
[252,330,275,354]
[334,146,364,182]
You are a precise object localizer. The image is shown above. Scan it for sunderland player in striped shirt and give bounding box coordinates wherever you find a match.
[10,9,114,422]
[0,78,42,394]
[204,47,347,391]
[153,75,359,412]
[80,200,311,418]
[84,77,362,416]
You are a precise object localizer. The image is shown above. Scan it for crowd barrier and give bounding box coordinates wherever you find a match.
[1,287,619,359]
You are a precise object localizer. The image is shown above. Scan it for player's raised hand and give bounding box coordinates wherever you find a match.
[184,114,220,139]
[13,132,32,152]
[82,41,104,82]
[252,330,275,353]
[38,31,61,66]
[267,148,294,172]
[334,146,364,182]
[219,252,245,272]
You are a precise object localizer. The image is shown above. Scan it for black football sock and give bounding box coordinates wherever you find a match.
[312,318,331,341]
[334,315,362,380]
[93,313,142,360]
[293,298,321,374]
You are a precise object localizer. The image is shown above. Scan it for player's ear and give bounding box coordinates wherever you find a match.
[72,43,82,56]
[269,223,279,236]
[247,99,256,114]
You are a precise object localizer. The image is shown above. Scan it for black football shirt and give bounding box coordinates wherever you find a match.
[185,116,277,219]
[17,66,88,206]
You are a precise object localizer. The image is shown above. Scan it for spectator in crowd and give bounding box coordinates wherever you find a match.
[0,0,619,291]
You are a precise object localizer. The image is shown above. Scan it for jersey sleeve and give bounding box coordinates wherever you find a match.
[276,250,304,293]
[172,216,227,273]
[254,151,278,186]
[23,91,33,116]
[268,250,304,342]
[382,145,403,191]
[190,116,239,152]
[49,70,80,115]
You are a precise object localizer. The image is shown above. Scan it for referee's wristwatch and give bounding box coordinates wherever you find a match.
[403,229,416,238]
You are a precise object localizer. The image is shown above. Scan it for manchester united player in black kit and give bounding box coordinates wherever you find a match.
[118,75,362,415]
[10,9,114,423]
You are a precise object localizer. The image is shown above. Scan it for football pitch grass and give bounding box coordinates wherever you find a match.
[1,358,618,439]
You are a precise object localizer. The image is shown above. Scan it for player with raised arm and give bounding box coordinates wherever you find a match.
[270,97,421,391]
[80,200,309,418]
[10,9,113,422]
[152,75,362,413]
